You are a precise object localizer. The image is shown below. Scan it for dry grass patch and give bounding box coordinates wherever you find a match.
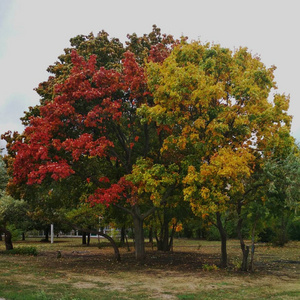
[0,238,299,299]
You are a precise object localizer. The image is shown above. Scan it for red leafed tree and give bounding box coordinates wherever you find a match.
[4,27,176,261]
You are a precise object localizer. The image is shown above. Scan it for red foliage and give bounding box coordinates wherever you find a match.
[122,51,147,101]
[88,177,136,206]
[9,42,171,208]
[62,134,114,161]
[149,43,171,63]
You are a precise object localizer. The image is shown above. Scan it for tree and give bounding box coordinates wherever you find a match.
[144,41,292,268]
[1,152,35,248]
[263,145,300,245]
[3,26,177,261]
[0,153,12,249]
[232,140,298,271]
[0,152,8,191]
[0,194,30,250]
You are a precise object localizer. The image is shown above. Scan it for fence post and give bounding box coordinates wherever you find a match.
[51,224,54,244]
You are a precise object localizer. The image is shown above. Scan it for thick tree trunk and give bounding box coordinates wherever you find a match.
[22,232,26,241]
[5,231,13,250]
[156,222,170,251]
[115,203,157,261]
[0,227,13,250]
[216,212,227,268]
[155,208,173,252]
[133,215,145,261]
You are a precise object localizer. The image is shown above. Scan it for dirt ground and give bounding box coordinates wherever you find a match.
[0,239,299,299]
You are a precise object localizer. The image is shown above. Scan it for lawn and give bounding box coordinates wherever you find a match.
[0,238,299,299]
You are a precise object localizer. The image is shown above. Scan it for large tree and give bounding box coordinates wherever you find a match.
[3,26,177,261]
[144,42,292,267]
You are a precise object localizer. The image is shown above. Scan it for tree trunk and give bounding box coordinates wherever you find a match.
[0,227,13,250]
[148,226,153,243]
[155,208,172,252]
[120,226,125,245]
[237,207,249,271]
[115,203,157,261]
[44,228,49,242]
[216,212,227,268]
[168,223,176,252]
[87,232,90,246]
[125,232,131,252]
[98,231,121,261]
[133,215,145,261]
[249,220,257,271]
[162,212,170,251]
[5,230,13,250]
[82,232,87,245]
[278,214,289,246]
[22,232,26,241]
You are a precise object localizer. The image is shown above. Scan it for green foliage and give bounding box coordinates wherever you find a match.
[264,147,300,213]
[0,194,29,227]
[6,224,22,241]
[0,155,9,191]
[288,216,300,241]
[231,257,242,270]
[206,226,221,241]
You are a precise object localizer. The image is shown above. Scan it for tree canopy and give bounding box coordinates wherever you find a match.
[2,26,298,266]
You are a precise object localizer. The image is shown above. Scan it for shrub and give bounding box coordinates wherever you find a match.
[202,264,219,271]
[1,246,38,256]
[206,226,221,241]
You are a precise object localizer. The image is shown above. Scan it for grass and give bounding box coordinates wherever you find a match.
[0,237,299,299]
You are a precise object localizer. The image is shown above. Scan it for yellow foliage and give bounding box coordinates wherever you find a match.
[200,187,210,200]
[145,41,292,219]
[178,136,187,150]
[194,118,206,129]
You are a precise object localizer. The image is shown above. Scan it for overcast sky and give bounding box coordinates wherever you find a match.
[0,0,299,151]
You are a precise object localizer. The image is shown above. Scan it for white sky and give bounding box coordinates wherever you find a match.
[0,0,299,151]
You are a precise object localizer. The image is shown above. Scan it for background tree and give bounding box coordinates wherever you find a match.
[263,145,300,245]
[1,154,31,249]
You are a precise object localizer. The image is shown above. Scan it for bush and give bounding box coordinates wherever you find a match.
[1,246,38,256]
[206,226,221,241]
[202,264,219,271]
[288,217,300,241]
[258,227,275,243]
